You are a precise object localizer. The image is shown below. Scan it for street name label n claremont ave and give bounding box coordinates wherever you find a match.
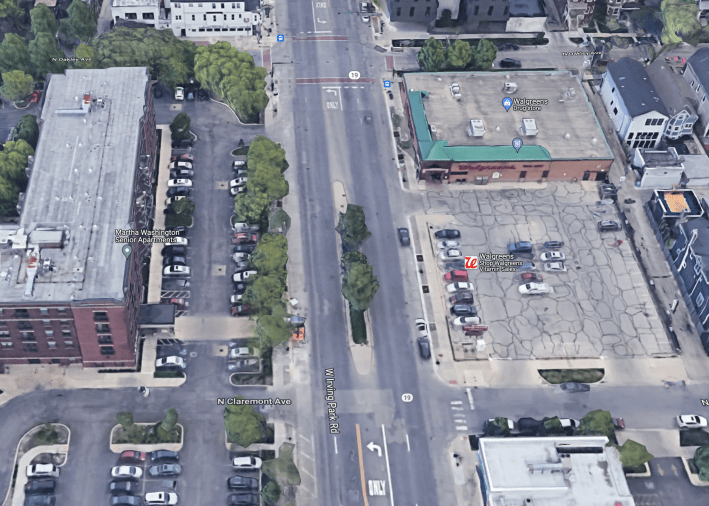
[217,398,292,405]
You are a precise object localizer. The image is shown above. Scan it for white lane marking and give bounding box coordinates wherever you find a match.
[450,401,463,405]
[368,480,386,496]
[334,436,338,454]
[405,434,410,452]
[467,388,475,410]
[452,407,464,411]
[381,425,395,506]
[456,426,469,431]
[299,434,311,443]
[300,452,313,460]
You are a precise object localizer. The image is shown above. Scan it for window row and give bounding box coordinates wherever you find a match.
[644,118,664,126]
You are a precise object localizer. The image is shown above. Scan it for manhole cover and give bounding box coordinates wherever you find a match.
[189,351,198,358]
[212,265,227,276]
[216,181,228,189]
[422,285,429,293]
[416,255,424,262]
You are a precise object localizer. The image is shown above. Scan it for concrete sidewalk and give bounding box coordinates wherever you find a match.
[618,429,695,459]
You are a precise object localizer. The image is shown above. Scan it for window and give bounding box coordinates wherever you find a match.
[425,6,430,14]
[1,342,12,348]
[0,321,5,326]
[610,100,614,106]
[45,330,54,337]
[17,321,32,330]
[652,132,659,139]
[204,14,207,20]
[93,312,108,322]
[0,331,9,337]
[703,96,706,102]
[192,14,195,19]
[542,171,549,178]
[232,2,235,6]
[95,324,110,333]
[503,5,508,14]
[409,6,415,15]
[628,133,633,139]
[697,85,701,92]
[14,309,29,318]
[396,7,401,15]
[645,118,652,125]
[100,346,115,355]
[40,308,48,315]
[62,330,71,337]
[21,332,35,341]
[232,14,234,19]
[189,3,193,6]
[221,2,225,6]
[657,119,664,126]
[519,171,527,179]
[613,107,618,115]
[212,2,216,6]
[698,293,706,307]
[487,5,493,14]
[47,341,56,349]
[213,15,217,20]
[64,340,74,348]
[142,12,155,19]
[474,5,478,14]
[125,12,137,19]
[23,343,38,352]
[198,2,202,5]
[98,335,113,344]
[42,319,50,325]
[224,14,227,19]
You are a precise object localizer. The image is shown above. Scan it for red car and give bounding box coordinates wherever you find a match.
[169,298,189,310]
[120,450,146,462]
[232,233,258,245]
[444,270,468,282]
[230,304,252,317]
[665,56,686,65]
[520,272,542,282]
[171,153,194,162]
[29,91,42,104]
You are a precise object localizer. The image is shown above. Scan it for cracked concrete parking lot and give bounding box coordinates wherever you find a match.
[423,183,674,359]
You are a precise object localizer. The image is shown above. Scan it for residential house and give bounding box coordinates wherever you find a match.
[387,0,438,24]
[682,48,709,137]
[600,57,669,149]
[631,147,684,188]
[646,61,698,140]
[464,0,510,30]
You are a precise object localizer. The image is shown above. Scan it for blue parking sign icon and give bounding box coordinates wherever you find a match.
[277,34,284,42]
[384,80,391,88]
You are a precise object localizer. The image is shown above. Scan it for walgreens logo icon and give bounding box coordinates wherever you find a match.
[465,256,478,269]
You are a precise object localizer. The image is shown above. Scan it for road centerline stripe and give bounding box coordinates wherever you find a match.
[356,424,369,506]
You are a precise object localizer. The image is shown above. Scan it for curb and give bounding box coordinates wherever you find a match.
[109,423,184,453]
[681,457,709,486]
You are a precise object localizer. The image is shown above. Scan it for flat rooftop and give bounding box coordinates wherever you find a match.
[479,437,634,506]
[403,71,613,161]
[1,67,150,303]
[654,189,703,217]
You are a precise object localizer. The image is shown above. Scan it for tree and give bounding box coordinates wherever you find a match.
[194,42,269,121]
[0,140,34,190]
[248,163,289,200]
[0,34,33,76]
[30,3,59,36]
[262,443,301,501]
[575,409,616,441]
[224,397,270,447]
[417,37,445,72]
[252,233,288,277]
[336,204,372,251]
[0,0,22,19]
[342,263,379,311]
[90,28,196,88]
[234,190,271,225]
[1,71,34,102]
[247,136,289,174]
[695,444,709,481]
[446,39,473,70]
[255,314,292,348]
[60,0,97,42]
[244,276,286,316]
[269,209,291,233]
[261,480,281,505]
[484,417,511,437]
[341,251,367,273]
[661,0,700,44]
[542,417,566,436]
[172,198,195,215]
[613,439,653,470]
[70,44,98,70]
[29,32,68,79]
[471,39,497,71]
[170,113,191,140]
[11,115,39,150]
[116,412,135,430]
[160,408,178,432]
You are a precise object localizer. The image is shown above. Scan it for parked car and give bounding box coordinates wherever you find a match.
[230,293,244,304]
[438,249,462,260]
[170,169,194,179]
[151,450,180,462]
[415,318,427,338]
[613,417,625,429]
[519,282,551,295]
[452,316,481,326]
[162,279,190,290]
[435,229,460,239]
[165,196,187,207]
[231,304,252,317]
[559,418,580,428]
[144,492,178,506]
[170,298,188,310]
[559,382,591,393]
[168,161,193,170]
[444,270,469,282]
[543,241,564,249]
[444,260,466,271]
[540,252,565,262]
[450,304,477,317]
[449,292,474,304]
[398,227,410,246]
[162,245,187,257]
[516,262,536,271]
[227,475,259,490]
[167,178,192,188]
[232,270,257,283]
[233,261,250,271]
[520,272,541,282]
[155,356,185,369]
[109,481,138,495]
[500,58,522,68]
[186,91,195,101]
[230,177,248,188]
[111,466,142,479]
[417,337,431,359]
[24,479,56,495]
[163,265,190,276]
[166,187,191,198]
[232,456,263,470]
[497,42,520,51]
[171,138,193,149]
[25,496,55,506]
[543,262,566,272]
[230,186,247,196]
[234,168,248,178]
[232,160,247,170]
[598,220,622,232]
[228,347,251,359]
[676,415,708,428]
[437,240,460,250]
[227,493,260,506]
[233,233,258,245]
[166,226,188,236]
[227,358,260,372]
[446,282,474,293]
[170,154,193,162]
[111,496,140,506]
[119,451,146,462]
[198,89,209,100]
[598,183,617,201]
[232,252,251,263]
[233,244,256,254]
[164,237,188,247]
[232,222,259,233]
[508,241,532,254]
[233,283,247,295]
[174,87,184,100]
[26,464,59,478]
[163,256,187,267]
[147,464,182,477]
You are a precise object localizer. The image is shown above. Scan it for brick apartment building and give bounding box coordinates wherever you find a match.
[0,67,157,368]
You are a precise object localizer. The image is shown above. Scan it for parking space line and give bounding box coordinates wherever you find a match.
[334,436,338,454]
[300,452,313,460]
[300,466,316,480]
[300,434,311,443]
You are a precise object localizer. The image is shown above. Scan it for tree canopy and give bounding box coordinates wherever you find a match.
[341,251,367,273]
[244,275,286,316]
[342,262,379,311]
[170,113,191,140]
[471,39,497,71]
[11,114,39,150]
[0,139,34,216]
[695,444,709,481]
[247,136,289,174]
[60,0,97,43]
[251,233,288,278]
[30,3,59,36]
[417,37,445,72]
[70,44,98,70]
[445,39,473,70]
[224,397,271,448]
[255,314,292,348]
[336,204,372,251]
[612,439,653,470]
[234,190,271,226]
[575,409,617,442]
[0,34,33,76]
[29,32,68,79]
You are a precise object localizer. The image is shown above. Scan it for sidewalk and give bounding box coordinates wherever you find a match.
[147,126,173,304]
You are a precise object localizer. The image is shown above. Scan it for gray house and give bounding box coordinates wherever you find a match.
[387,0,438,23]
[646,61,698,140]
[682,48,709,137]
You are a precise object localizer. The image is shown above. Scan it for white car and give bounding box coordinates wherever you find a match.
[111,466,143,479]
[446,282,474,293]
[452,316,481,326]
[519,282,551,295]
[167,179,192,188]
[145,492,178,506]
[360,1,369,10]
[540,251,566,262]
[155,356,185,369]
[676,415,708,428]
[232,456,262,469]
[163,265,190,276]
[230,294,243,304]
[232,270,257,282]
[232,222,259,233]
[361,14,370,22]
[543,262,566,272]
[559,418,580,428]
[168,161,193,170]
[437,240,460,250]
[164,237,188,247]
[232,252,251,262]
[415,318,427,338]
[26,464,59,478]
[228,347,251,359]
[438,249,462,260]
[174,87,184,100]
[229,177,248,188]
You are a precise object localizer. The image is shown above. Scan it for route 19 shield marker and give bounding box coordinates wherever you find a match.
[349,71,361,80]
[402,393,413,402]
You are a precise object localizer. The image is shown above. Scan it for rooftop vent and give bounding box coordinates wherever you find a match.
[527,462,564,474]
[468,119,485,137]
[429,124,437,135]
[522,118,538,136]
[560,87,577,102]
[56,92,92,116]
[24,251,39,298]
[503,82,518,94]
[450,83,461,100]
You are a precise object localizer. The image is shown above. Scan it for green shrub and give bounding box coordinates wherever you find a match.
[165,213,192,228]
[350,307,367,344]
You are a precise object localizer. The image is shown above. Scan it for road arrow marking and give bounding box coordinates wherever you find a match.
[366,442,382,457]
[317,18,327,23]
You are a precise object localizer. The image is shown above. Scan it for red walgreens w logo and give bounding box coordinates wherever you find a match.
[465,256,478,269]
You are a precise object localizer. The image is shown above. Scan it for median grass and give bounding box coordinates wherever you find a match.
[538,368,605,384]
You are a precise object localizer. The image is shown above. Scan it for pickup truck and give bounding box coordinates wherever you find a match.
[508,241,532,254]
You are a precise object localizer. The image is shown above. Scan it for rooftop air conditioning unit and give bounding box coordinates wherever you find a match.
[450,83,462,100]
[522,118,538,136]
[468,119,485,137]
[503,82,518,94]
[429,124,437,134]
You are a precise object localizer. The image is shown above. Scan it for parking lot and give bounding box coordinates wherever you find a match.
[423,183,674,359]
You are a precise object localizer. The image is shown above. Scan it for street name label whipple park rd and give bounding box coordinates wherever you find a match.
[325,368,339,434]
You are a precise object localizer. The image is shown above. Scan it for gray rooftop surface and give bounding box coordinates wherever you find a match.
[6,67,150,304]
[403,71,613,160]
[688,47,709,92]
[607,57,668,117]
[645,61,697,118]
[509,0,545,17]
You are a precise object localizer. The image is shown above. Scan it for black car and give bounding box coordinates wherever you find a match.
[162,245,187,257]
[227,475,259,490]
[151,450,179,462]
[109,481,138,495]
[417,337,431,359]
[170,169,194,179]
[166,187,191,198]
[153,84,163,98]
[166,226,188,236]
[499,58,522,68]
[163,256,187,267]
[435,229,460,239]
[233,244,256,254]
[147,464,182,477]
[497,43,520,51]
[24,479,56,495]
[597,220,621,232]
[450,304,477,317]
[598,183,617,201]
[543,241,564,249]
[398,227,410,246]
[24,496,55,506]
[162,279,190,290]
[234,168,248,178]
[445,260,466,271]
[227,493,260,505]
[449,292,474,304]
[198,89,209,100]
[559,382,591,393]
[110,496,140,506]
[172,138,193,149]
[233,282,247,295]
